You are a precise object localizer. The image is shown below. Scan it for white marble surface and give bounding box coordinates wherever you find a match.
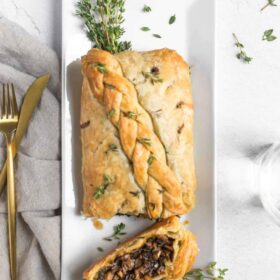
[1,0,280,279]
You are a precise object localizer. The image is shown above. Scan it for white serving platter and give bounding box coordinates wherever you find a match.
[62,0,216,279]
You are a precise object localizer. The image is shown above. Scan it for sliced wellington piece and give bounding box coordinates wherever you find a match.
[83,217,199,280]
[81,48,196,219]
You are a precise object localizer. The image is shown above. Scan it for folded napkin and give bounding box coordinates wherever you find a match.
[0,16,61,280]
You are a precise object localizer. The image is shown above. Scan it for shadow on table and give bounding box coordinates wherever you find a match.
[66,60,83,215]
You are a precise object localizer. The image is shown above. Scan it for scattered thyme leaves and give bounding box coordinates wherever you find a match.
[107,108,116,118]
[93,175,113,199]
[147,154,156,165]
[104,83,116,90]
[233,33,252,63]
[104,223,126,241]
[261,0,277,11]
[137,138,151,146]
[142,71,163,84]
[97,247,104,252]
[91,62,107,74]
[106,143,118,154]
[123,111,138,120]
[153,33,162,38]
[183,262,229,280]
[169,15,176,25]
[262,29,277,41]
[76,0,131,53]
[130,190,141,197]
[143,4,152,13]
[141,26,150,32]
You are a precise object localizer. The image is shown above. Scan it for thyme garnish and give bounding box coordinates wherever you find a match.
[261,0,277,11]
[129,190,141,197]
[104,223,126,241]
[262,29,277,41]
[183,262,228,280]
[137,138,151,146]
[76,0,131,53]
[108,108,116,118]
[169,15,176,25]
[104,83,116,90]
[91,62,107,74]
[106,143,118,154]
[153,33,162,39]
[93,175,113,199]
[233,33,252,63]
[123,111,138,120]
[142,71,163,84]
[97,247,104,252]
[143,5,152,13]
[147,154,156,165]
[141,26,150,32]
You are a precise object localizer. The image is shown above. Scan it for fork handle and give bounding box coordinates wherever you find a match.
[7,138,16,280]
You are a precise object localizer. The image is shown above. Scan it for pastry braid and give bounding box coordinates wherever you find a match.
[82,49,187,219]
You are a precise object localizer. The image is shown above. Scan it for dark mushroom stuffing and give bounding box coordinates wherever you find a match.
[96,235,174,280]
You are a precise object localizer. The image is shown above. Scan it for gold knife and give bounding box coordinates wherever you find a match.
[0,74,50,196]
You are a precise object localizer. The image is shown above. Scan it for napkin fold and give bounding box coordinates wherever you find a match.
[0,15,61,280]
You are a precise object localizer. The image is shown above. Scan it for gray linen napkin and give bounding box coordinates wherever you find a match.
[0,16,61,280]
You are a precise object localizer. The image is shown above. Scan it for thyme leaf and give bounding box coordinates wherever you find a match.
[142,71,163,84]
[141,26,150,32]
[91,62,107,74]
[262,29,277,41]
[153,33,162,39]
[137,138,151,146]
[169,15,176,25]
[143,5,152,13]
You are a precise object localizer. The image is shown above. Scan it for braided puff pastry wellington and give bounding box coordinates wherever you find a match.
[83,217,198,280]
[81,48,196,219]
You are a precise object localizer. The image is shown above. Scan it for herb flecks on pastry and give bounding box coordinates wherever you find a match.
[83,217,199,280]
[81,48,196,219]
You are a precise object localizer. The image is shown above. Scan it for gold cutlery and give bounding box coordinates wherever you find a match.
[0,75,50,196]
[0,83,19,280]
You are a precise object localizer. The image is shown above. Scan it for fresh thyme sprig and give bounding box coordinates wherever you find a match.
[143,4,152,13]
[104,223,126,241]
[93,175,113,199]
[184,262,228,280]
[233,33,252,63]
[261,0,277,11]
[262,29,277,41]
[76,0,131,53]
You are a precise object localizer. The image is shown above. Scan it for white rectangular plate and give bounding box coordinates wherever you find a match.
[62,0,215,279]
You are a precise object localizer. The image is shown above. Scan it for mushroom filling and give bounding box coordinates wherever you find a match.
[97,235,175,280]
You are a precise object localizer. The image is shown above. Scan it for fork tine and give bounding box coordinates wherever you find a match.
[6,84,11,118]
[2,84,6,118]
[11,84,18,118]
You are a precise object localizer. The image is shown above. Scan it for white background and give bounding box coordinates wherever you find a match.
[1,0,280,279]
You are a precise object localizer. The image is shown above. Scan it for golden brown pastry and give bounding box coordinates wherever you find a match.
[81,48,196,219]
[83,217,198,280]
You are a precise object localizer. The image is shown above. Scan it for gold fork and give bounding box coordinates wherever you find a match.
[0,83,19,280]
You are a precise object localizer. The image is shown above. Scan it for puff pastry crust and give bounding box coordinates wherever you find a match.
[83,216,198,280]
[81,48,196,219]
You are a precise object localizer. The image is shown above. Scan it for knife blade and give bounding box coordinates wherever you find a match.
[0,74,50,196]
